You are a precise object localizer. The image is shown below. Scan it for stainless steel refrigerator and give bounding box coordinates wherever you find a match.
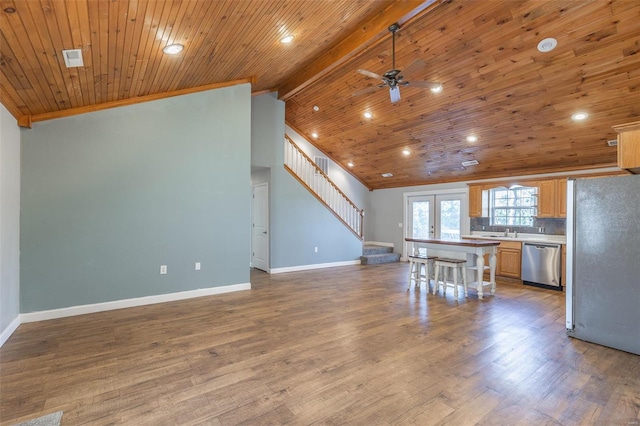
[565,175,640,355]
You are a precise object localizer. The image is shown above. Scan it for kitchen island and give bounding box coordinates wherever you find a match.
[405,238,500,299]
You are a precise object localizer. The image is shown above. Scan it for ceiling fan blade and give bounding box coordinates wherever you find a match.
[390,86,401,103]
[407,80,442,90]
[352,86,382,97]
[401,59,427,79]
[357,69,384,80]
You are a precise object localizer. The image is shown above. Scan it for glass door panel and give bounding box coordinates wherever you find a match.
[437,197,462,240]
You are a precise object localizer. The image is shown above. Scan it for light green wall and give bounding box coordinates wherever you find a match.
[0,104,21,335]
[251,93,363,268]
[20,85,251,312]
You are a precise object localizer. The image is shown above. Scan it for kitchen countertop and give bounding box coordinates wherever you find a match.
[462,232,566,245]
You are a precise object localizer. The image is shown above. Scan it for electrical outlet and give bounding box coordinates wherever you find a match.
[314,246,318,253]
[195,262,201,271]
[160,265,167,275]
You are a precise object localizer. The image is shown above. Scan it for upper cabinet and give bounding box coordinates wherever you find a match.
[556,179,567,217]
[537,178,567,218]
[613,121,640,174]
[536,180,557,218]
[469,184,483,217]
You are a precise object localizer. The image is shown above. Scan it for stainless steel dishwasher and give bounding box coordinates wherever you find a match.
[521,243,562,289]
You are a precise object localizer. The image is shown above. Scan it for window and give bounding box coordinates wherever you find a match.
[490,186,537,226]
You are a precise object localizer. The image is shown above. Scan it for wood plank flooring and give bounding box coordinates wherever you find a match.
[1,263,639,425]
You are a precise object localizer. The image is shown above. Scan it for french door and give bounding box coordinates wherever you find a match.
[406,192,466,256]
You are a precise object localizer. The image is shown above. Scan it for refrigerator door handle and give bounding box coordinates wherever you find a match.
[565,179,575,331]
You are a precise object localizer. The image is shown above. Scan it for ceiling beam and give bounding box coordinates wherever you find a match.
[277,0,441,101]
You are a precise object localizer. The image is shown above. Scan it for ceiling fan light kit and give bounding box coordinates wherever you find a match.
[355,23,441,103]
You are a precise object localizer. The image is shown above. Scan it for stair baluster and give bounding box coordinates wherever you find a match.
[284,135,364,240]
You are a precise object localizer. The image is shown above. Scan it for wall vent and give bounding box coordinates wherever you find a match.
[62,49,84,68]
[607,139,618,147]
[462,160,479,167]
[314,156,329,175]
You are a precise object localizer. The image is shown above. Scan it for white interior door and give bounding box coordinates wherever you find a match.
[251,183,269,271]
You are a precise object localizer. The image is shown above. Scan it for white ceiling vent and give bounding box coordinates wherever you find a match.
[462,160,479,167]
[62,49,84,68]
[381,173,394,178]
[607,139,618,147]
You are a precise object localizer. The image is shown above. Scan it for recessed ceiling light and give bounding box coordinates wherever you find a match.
[313,105,320,112]
[402,148,411,156]
[466,135,478,143]
[430,84,443,93]
[381,173,394,178]
[347,161,354,167]
[363,112,373,119]
[311,132,318,138]
[571,112,589,121]
[3,7,16,13]
[163,44,184,55]
[280,35,294,44]
[537,37,557,53]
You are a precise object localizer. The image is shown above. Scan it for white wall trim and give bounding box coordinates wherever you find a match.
[270,260,361,274]
[20,283,251,323]
[364,241,394,248]
[0,316,21,348]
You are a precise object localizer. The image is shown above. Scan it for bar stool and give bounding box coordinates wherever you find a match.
[433,258,468,298]
[408,255,437,291]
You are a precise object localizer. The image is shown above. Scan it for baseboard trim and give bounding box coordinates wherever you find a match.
[0,315,21,348]
[270,260,361,274]
[20,283,251,323]
[364,241,394,248]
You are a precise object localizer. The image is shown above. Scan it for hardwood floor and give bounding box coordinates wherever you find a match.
[1,263,639,425]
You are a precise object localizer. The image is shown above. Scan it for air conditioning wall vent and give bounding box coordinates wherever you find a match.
[607,139,618,147]
[314,156,329,175]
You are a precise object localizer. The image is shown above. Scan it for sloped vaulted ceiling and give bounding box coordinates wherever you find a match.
[1,0,639,189]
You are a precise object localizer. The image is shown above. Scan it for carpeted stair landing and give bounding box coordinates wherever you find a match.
[361,244,401,265]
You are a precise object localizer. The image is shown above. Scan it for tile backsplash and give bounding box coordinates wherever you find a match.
[470,217,565,236]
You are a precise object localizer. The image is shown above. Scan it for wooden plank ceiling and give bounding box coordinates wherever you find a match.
[1,0,640,189]
[0,0,396,118]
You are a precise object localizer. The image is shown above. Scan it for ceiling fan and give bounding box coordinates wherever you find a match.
[354,23,442,103]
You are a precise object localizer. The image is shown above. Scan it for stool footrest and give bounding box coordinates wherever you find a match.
[435,258,466,264]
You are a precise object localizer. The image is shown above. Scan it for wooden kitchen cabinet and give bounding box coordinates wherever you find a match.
[536,179,556,218]
[613,120,640,174]
[468,184,483,217]
[556,178,567,217]
[497,240,522,278]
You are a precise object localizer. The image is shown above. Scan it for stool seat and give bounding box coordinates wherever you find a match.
[408,255,437,291]
[434,258,468,299]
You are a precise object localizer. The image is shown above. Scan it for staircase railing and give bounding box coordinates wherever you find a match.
[284,135,364,240]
